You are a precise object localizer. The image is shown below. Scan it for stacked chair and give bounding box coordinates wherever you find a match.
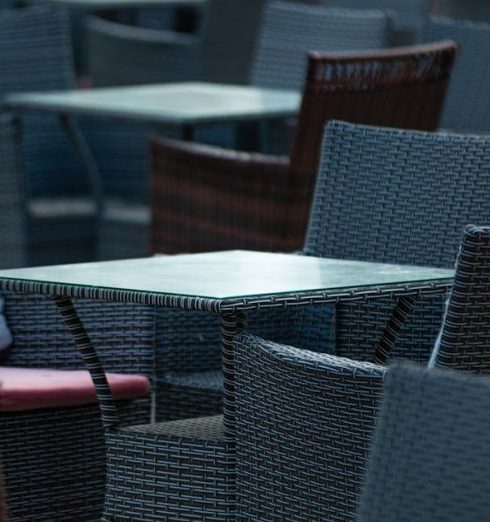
[232,124,490,521]
[423,16,490,134]
[100,0,392,260]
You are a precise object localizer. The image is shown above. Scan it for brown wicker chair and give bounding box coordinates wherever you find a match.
[151,40,458,254]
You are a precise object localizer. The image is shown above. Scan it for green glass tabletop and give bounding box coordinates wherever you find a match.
[4,83,301,125]
[0,251,453,300]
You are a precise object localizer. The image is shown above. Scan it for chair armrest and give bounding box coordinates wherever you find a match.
[150,137,306,253]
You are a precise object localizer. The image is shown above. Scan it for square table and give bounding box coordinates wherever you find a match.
[0,250,453,435]
[4,83,300,212]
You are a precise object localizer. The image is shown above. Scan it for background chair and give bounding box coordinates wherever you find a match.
[0,115,27,269]
[423,16,490,133]
[358,363,490,522]
[153,119,490,426]
[327,0,431,45]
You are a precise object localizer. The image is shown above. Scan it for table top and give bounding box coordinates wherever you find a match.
[27,0,203,8]
[0,251,453,306]
[4,83,301,126]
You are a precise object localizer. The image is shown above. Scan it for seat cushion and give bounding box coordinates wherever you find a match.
[0,367,150,412]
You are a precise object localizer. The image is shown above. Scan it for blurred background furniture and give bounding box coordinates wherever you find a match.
[151,41,457,255]
[358,362,490,521]
[101,0,392,260]
[327,0,431,45]
[433,0,490,23]
[423,17,490,134]
[234,224,490,521]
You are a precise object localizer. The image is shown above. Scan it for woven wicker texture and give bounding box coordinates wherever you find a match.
[0,293,155,520]
[0,116,27,269]
[234,332,385,521]
[305,120,490,363]
[251,2,390,91]
[357,364,490,522]
[104,415,233,521]
[328,0,430,45]
[423,16,490,133]
[432,225,490,372]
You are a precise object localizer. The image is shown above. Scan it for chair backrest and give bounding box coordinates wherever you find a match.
[0,7,88,198]
[357,364,490,522]
[234,331,385,521]
[290,41,457,232]
[251,2,391,91]
[422,16,490,133]
[431,226,490,373]
[0,7,75,94]
[304,121,490,363]
[328,0,431,45]
[0,115,27,269]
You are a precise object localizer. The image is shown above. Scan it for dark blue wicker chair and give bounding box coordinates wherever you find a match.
[234,225,490,521]
[423,16,490,133]
[357,365,490,522]
[328,0,430,45]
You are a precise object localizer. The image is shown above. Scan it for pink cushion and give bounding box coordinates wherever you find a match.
[0,367,150,412]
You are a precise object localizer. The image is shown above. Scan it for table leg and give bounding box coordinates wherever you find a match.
[52,295,119,429]
[60,114,104,219]
[372,294,418,365]
[220,310,246,442]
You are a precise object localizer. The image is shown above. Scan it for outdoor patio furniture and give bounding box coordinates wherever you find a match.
[234,225,490,521]
[327,0,431,45]
[152,119,490,424]
[423,16,490,133]
[0,251,451,520]
[358,364,490,521]
[87,0,263,87]
[0,294,155,520]
[0,115,26,269]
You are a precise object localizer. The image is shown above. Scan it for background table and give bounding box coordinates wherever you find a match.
[0,250,453,436]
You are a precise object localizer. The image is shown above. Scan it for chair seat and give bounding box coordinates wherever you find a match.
[123,414,223,439]
[0,367,150,412]
[163,370,223,392]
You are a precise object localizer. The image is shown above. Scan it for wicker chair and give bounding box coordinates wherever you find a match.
[153,119,490,425]
[98,1,392,261]
[87,0,265,87]
[358,364,490,522]
[234,225,490,521]
[151,41,456,254]
[0,294,155,521]
[0,115,27,269]
[327,0,431,45]
[423,16,490,133]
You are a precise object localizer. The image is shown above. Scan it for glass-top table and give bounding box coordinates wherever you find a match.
[0,250,453,434]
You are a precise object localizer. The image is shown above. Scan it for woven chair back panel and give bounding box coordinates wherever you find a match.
[3,293,155,376]
[0,116,27,268]
[358,365,490,522]
[423,17,490,133]
[235,334,383,521]
[305,121,490,363]
[156,305,335,373]
[435,226,490,373]
[251,3,390,91]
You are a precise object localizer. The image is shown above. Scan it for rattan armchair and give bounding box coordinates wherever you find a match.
[153,118,490,425]
[423,16,490,133]
[234,225,490,521]
[0,294,154,520]
[151,41,457,255]
[358,364,490,522]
